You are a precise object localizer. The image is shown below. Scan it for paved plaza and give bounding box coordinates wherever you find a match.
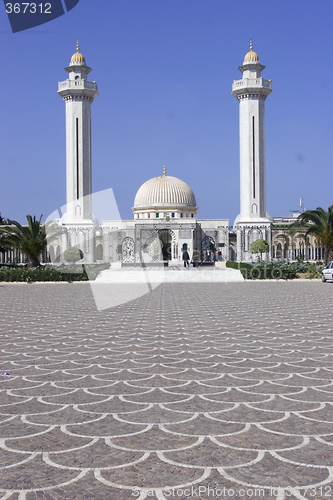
[1,281,333,500]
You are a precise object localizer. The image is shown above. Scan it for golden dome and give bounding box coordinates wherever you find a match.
[70,41,86,64]
[244,40,259,62]
[70,52,85,63]
[134,174,197,208]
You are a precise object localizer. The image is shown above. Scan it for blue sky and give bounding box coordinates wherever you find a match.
[0,0,332,224]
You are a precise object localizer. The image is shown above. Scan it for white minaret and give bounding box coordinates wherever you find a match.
[232,42,272,261]
[58,43,98,223]
[232,41,272,224]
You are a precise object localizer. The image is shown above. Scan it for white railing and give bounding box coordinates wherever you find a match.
[232,78,272,90]
[58,80,98,91]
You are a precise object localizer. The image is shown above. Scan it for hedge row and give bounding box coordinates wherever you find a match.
[0,263,110,282]
[226,260,324,280]
[226,261,298,280]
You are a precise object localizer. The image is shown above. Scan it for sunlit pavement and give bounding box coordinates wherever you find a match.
[1,281,333,500]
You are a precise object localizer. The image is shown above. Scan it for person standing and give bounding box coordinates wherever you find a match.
[182,249,190,268]
[192,248,200,268]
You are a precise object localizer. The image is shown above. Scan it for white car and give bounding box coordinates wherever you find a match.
[322,261,333,282]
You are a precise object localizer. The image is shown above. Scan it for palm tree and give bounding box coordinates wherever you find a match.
[0,215,62,268]
[289,206,333,265]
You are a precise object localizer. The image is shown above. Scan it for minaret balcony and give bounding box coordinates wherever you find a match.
[232,77,272,97]
[58,80,98,92]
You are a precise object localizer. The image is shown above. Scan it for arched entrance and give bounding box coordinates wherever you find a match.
[96,244,103,261]
[141,228,176,264]
[158,229,173,261]
[201,235,216,262]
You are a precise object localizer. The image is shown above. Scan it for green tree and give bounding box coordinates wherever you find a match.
[250,239,269,260]
[289,206,333,265]
[0,214,9,254]
[64,246,84,263]
[0,213,9,225]
[0,215,62,268]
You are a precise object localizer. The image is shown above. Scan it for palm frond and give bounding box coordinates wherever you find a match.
[0,215,63,267]
[288,206,333,264]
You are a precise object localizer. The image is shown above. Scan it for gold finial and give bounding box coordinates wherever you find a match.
[163,165,167,176]
[244,39,259,62]
[70,41,86,64]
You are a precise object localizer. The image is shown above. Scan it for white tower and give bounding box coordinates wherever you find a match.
[232,42,272,260]
[58,43,98,223]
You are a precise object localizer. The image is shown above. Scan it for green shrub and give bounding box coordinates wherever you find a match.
[63,247,84,263]
[0,263,109,282]
[0,266,88,282]
[306,262,324,279]
[226,261,298,280]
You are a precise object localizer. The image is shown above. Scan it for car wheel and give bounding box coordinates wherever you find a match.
[322,274,326,282]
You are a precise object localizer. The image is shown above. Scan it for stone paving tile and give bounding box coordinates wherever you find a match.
[1,281,333,500]
[99,452,205,488]
[77,396,149,414]
[40,390,114,405]
[262,413,333,436]
[49,440,146,468]
[201,388,272,403]
[110,425,199,451]
[277,437,333,466]
[163,437,259,467]
[0,416,51,438]
[160,468,283,499]
[164,414,246,436]
[226,452,330,487]
[25,407,105,426]
[246,396,322,412]
[11,385,79,397]
[0,400,65,416]
[5,427,94,452]
[117,405,193,424]
[64,414,149,438]
[0,447,32,467]
[214,425,305,450]
[1,454,81,489]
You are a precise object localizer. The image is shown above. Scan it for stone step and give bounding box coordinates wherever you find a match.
[94,267,244,283]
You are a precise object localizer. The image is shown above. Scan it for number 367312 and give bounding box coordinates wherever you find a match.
[5,3,52,14]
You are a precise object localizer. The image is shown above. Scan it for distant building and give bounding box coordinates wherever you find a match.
[271,214,325,261]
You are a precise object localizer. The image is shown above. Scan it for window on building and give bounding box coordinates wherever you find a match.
[156,213,159,218]
[171,213,175,218]
[148,213,150,219]
[180,213,183,218]
[191,214,194,218]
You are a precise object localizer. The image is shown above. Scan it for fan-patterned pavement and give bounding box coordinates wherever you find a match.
[1,281,333,500]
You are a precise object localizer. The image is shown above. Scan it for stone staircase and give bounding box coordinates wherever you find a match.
[94,262,244,283]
